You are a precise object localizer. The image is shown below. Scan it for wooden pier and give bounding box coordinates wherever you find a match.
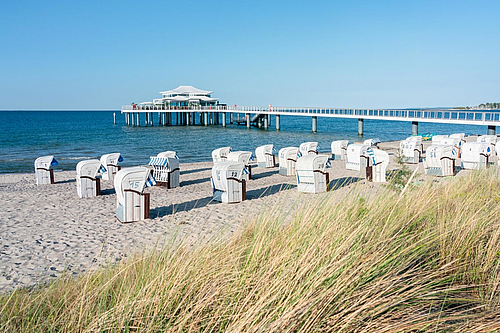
[121,105,500,135]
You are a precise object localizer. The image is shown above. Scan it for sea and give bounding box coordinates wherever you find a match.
[0,110,494,174]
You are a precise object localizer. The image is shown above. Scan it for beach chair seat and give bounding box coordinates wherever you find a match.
[211,162,247,203]
[424,145,456,177]
[461,142,492,170]
[100,153,123,181]
[278,147,300,176]
[76,159,106,198]
[114,166,156,222]
[255,144,276,168]
[148,154,180,188]
[34,155,58,185]
[226,151,253,180]
[212,147,232,163]
[296,155,330,193]
[363,148,389,182]
[299,142,318,156]
[331,140,349,160]
[345,143,369,171]
[399,136,423,164]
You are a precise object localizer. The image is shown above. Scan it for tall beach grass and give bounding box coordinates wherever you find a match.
[1,169,500,332]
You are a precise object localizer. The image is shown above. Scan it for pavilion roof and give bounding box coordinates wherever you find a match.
[159,85,213,96]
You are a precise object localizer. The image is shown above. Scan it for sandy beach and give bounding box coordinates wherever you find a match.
[0,139,477,293]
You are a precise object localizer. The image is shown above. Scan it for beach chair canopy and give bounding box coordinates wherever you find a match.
[363,138,381,147]
[114,166,155,207]
[279,147,299,163]
[212,147,232,162]
[431,135,449,145]
[255,144,274,162]
[461,142,492,162]
[156,151,179,159]
[346,143,369,162]
[449,133,465,140]
[211,161,246,191]
[425,145,455,168]
[34,155,58,169]
[100,153,123,166]
[331,140,349,154]
[226,151,253,165]
[299,142,318,156]
[296,154,329,173]
[76,159,106,179]
[477,135,497,144]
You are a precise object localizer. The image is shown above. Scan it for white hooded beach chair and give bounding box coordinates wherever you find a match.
[295,155,330,193]
[331,140,349,160]
[299,142,318,156]
[399,136,423,164]
[114,166,156,222]
[278,147,300,176]
[363,148,389,182]
[148,153,180,188]
[363,138,381,148]
[226,151,253,180]
[212,147,232,163]
[424,145,456,177]
[100,153,123,181]
[345,143,370,171]
[431,135,449,145]
[76,159,106,198]
[461,142,492,170]
[255,144,276,168]
[477,135,498,162]
[34,155,58,185]
[211,161,247,203]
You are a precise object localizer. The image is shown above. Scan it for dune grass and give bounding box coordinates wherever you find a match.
[1,169,500,332]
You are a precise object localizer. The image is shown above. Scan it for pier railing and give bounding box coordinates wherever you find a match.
[121,105,500,126]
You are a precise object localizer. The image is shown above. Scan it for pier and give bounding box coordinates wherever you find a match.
[120,105,500,135]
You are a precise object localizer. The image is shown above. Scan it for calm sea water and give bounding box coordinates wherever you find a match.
[0,110,492,174]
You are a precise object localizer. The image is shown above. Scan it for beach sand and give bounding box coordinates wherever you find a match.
[0,139,475,293]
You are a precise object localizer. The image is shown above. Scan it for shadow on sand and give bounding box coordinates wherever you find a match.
[181,167,211,175]
[328,177,362,191]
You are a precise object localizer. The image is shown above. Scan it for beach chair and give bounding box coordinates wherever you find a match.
[255,144,276,168]
[431,135,449,145]
[331,140,349,160]
[212,147,232,163]
[76,159,106,198]
[34,155,58,185]
[226,151,253,180]
[296,155,330,193]
[424,145,456,177]
[345,143,370,171]
[363,138,381,148]
[461,142,492,170]
[114,166,156,222]
[399,136,423,163]
[156,151,179,159]
[211,161,247,203]
[100,153,123,181]
[477,135,498,162]
[363,148,389,182]
[148,154,180,188]
[278,147,300,176]
[299,142,318,156]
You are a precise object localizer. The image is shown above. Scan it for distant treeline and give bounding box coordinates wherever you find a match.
[455,103,500,110]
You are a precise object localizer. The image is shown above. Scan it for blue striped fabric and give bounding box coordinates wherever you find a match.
[99,164,107,174]
[51,158,58,166]
[326,160,331,168]
[243,167,250,174]
[145,172,157,188]
[148,157,169,167]
[366,148,376,165]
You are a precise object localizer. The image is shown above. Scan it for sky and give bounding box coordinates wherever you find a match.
[0,0,499,109]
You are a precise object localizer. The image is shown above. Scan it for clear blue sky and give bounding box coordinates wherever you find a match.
[1,0,499,109]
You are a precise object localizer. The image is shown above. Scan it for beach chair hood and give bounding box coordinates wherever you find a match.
[76,159,106,179]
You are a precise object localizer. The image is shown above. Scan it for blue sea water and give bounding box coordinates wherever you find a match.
[0,110,493,174]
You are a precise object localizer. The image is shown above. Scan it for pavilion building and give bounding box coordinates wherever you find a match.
[152,85,219,108]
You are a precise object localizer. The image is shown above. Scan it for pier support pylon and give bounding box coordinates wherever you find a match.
[312,116,317,133]
[222,112,226,127]
[488,125,496,135]
[246,114,250,129]
[412,121,418,136]
[276,114,280,131]
[358,118,364,136]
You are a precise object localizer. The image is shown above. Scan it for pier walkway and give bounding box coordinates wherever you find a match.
[120,105,500,135]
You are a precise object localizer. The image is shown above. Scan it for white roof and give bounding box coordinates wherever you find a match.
[159,85,213,96]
